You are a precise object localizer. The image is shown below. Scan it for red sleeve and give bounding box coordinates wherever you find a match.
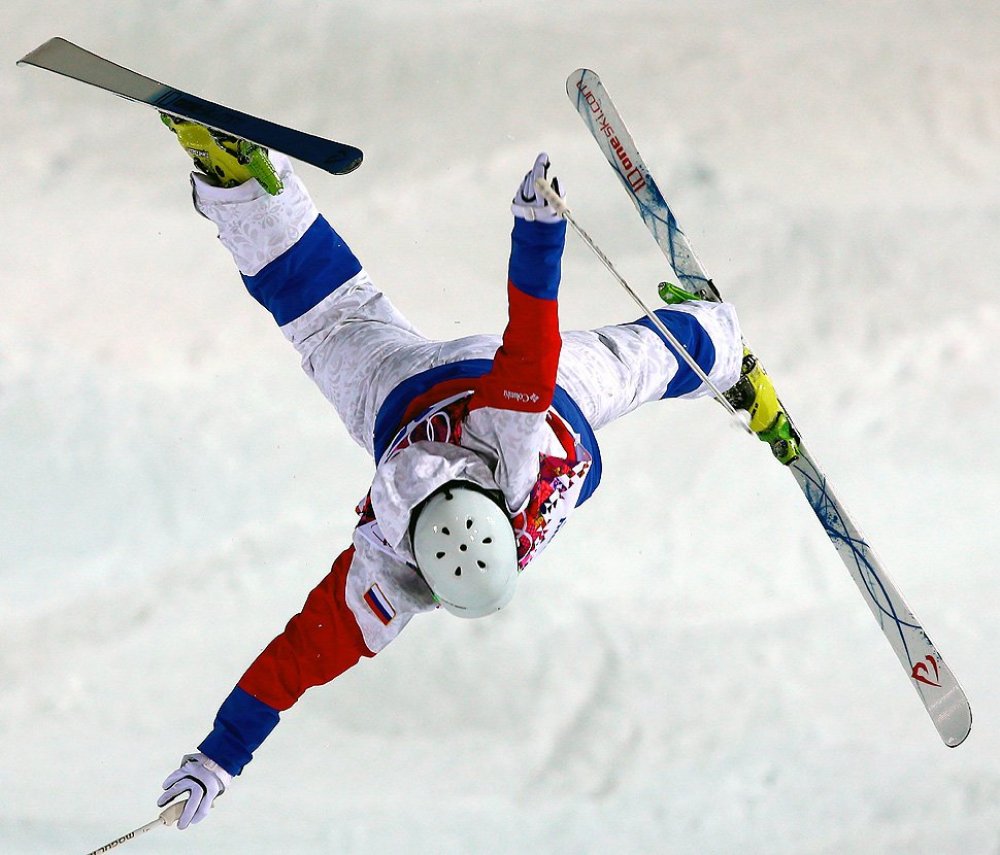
[237,546,375,711]
[471,218,566,413]
[471,283,561,413]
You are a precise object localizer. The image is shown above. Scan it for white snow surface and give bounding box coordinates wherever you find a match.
[3,1,1000,852]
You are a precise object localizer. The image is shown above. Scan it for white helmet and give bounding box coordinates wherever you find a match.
[411,482,518,619]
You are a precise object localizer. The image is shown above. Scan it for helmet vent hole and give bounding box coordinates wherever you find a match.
[483,537,492,544]
[466,518,473,529]
[459,544,468,552]
[441,527,450,536]
[477,560,486,569]
[435,551,445,559]
[454,567,462,576]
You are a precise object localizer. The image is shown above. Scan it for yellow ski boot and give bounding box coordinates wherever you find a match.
[724,348,800,464]
[161,114,283,195]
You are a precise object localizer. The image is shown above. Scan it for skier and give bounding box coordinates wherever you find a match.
[155,119,772,828]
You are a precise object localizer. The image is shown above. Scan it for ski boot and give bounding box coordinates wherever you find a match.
[161,114,283,195]
[658,281,800,465]
[723,348,800,464]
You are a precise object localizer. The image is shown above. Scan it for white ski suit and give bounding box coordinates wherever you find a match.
[191,154,742,775]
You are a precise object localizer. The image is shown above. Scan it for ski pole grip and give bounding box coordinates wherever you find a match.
[159,800,185,826]
[534,177,570,218]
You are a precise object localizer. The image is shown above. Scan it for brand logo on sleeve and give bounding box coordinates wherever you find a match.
[504,389,540,404]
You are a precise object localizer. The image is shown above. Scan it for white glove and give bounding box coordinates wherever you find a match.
[157,752,233,830]
[511,152,564,223]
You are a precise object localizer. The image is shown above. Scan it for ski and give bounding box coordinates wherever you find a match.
[17,37,363,176]
[566,68,972,747]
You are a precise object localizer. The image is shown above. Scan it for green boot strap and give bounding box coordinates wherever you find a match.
[658,281,701,305]
[232,138,283,196]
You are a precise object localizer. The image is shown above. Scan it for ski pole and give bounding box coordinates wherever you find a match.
[83,801,185,855]
[535,176,751,432]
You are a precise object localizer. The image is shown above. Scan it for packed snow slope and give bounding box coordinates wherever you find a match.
[3,1,999,852]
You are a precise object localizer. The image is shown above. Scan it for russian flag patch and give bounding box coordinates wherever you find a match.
[363,583,396,626]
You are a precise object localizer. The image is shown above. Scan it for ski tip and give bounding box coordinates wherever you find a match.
[926,674,973,748]
[332,150,363,175]
[309,146,362,175]
[566,68,596,92]
[17,36,71,67]
[940,703,973,749]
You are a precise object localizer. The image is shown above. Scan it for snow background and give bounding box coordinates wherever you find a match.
[3,1,999,852]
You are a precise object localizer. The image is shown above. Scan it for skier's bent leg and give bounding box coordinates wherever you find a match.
[558,300,742,432]
[190,153,433,454]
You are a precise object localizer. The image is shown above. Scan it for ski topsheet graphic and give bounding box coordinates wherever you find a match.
[18,38,363,175]
[567,68,972,747]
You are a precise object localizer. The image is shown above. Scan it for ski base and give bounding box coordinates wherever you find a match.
[18,38,363,176]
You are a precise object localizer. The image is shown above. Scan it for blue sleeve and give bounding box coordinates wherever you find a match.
[507,217,567,301]
[198,687,281,776]
[241,214,363,326]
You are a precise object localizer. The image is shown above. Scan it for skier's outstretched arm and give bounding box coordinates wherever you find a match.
[156,547,368,827]
[193,547,374,776]
[471,153,567,415]
[460,154,570,508]
[158,540,431,826]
